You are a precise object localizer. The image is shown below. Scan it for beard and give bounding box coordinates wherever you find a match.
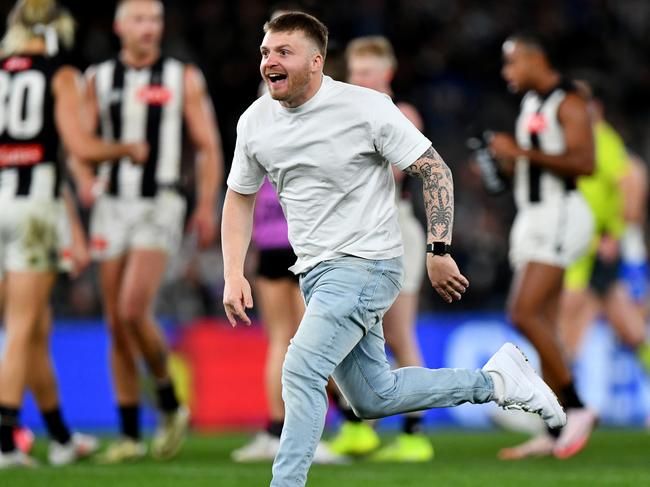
[268,62,311,104]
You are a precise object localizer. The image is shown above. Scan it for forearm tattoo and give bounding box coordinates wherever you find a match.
[404,146,454,243]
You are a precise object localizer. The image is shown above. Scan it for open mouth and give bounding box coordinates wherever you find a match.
[267,73,288,85]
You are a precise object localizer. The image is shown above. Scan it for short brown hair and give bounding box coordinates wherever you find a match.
[263,12,328,57]
[345,36,397,70]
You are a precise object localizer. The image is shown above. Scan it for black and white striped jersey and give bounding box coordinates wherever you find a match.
[91,56,185,199]
[0,54,62,201]
[514,80,578,208]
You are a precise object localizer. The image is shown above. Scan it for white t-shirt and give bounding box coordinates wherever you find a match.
[227,75,431,274]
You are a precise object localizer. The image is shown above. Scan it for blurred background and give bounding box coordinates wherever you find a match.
[1,0,649,318]
[1,0,649,431]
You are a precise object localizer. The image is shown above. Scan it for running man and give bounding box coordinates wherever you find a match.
[72,0,223,463]
[489,34,596,459]
[223,13,565,486]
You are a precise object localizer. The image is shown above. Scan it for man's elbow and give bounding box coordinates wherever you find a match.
[65,143,91,162]
[571,152,594,176]
[578,157,595,176]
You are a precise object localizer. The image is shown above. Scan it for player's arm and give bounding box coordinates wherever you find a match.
[183,65,223,248]
[490,93,594,177]
[61,183,90,277]
[620,153,648,225]
[53,66,148,164]
[221,188,256,326]
[404,146,469,303]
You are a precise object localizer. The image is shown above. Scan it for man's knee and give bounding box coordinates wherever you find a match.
[281,345,327,394]
[106,312,133,350]
[348,402,381,420]
[340,386,386,419]
[508,301,534,330]
[119,297,148,328]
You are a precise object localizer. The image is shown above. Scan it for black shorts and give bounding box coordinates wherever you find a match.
[257,248,299,281]
[590,255,621,296]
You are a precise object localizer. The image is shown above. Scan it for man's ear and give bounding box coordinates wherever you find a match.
[312,52,324,72]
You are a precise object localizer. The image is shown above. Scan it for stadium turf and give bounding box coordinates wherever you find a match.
[3,430,649,486]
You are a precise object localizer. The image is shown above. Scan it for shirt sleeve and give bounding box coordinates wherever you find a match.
[371,94,432,170]
[226,114,266,194]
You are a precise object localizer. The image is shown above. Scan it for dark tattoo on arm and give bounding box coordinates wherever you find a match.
[404,146,454,243]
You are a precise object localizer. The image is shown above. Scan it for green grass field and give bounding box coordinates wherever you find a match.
[2,430,649,486]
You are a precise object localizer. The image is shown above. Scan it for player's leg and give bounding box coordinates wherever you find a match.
[603,282,650,372]
[506,262,596,459]
[508,262,572,392]
[0,271,55,467]
[259,278,299,429]
[558,248,600,361]
[118,248,188,460]
[558,290,599,361]
[95,256,147,464]
[27,307,99,465]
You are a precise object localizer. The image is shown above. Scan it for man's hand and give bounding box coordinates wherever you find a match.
[127,142,149,164]
[187,204,216,248]
[67,231,91,278]
[489,133,522,162]
[427,254,469,303]
[76,173,101,208]
[223,275,254,326]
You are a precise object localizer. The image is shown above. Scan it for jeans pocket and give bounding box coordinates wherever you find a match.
[383,268,404,292]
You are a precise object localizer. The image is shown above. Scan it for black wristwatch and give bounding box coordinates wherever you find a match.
[426,242,451,256]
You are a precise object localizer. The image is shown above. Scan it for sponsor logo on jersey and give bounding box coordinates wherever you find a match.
[0,144,44,167]
[91,236,109,251]
[527,113,547,134]
[137,85,172,105]
[3,56,33,72]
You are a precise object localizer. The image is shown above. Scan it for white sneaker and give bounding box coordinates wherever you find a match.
[490,407,545,435]
[483,343,566,429]
[152,405,190,460]
[313,441,349,465]
[498,434,556,460]
[553,408,597,459]
[0,449,39,469]
[231,431,280,462]
[95,437,147,464]
[49,432,100,466]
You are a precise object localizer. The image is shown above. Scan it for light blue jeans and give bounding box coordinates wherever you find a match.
[270,256,494,486]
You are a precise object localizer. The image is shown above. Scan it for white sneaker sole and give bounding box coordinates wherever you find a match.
[501,344,567,429]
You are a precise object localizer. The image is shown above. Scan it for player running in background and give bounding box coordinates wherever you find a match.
[327,35,432,462]
[489,34,596,460]
[71,0,223,463]
[559,80,650,372]
[0,0,146,468]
